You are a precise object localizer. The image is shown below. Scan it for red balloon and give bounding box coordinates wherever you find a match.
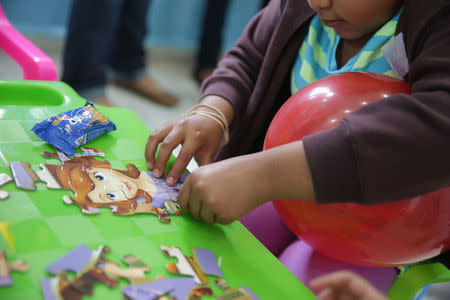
[264,72,450,266]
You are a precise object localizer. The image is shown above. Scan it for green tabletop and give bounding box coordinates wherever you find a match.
[0,79,315,299]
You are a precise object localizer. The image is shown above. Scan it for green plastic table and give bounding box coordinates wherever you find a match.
[0,79,315,299]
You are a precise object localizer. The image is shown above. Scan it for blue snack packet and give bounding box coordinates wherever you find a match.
[32,102,116,155]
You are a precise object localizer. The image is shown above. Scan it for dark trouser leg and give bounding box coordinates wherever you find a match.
[195,0,231,71]
[108,0,151,78]
[61,0,124,99]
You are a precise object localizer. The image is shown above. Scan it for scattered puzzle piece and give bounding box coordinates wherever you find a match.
[0,173,12,200]
[0,174,12,186]
[9,161,40,190]
[103,254,151,285]
[0,250,29,287]
[42,244,154,300]
[160,246,259,300]
[42,147,105,162]
[41,244,257,299]
[45,244,118,296]
[0,222,15,253]
[0,191,9,200]
[161,246,223,285]
[41,274,83,300]
[9,161,60,190]
[215,278,259,300]
[122,277,212,300]
[10,151,187,222]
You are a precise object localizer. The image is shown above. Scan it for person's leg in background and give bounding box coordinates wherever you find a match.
[194,0,270,86]
[261,0,271,8]
[61,0,123,106]
[194,0,231,85]
[108,0,179,106]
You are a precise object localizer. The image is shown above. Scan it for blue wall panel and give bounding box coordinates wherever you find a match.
[1,0,263,51]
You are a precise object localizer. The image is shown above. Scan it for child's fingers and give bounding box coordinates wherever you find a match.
[315,288,334,300]
[189,191,202,221]
[201,204,215,224]
[145,124,173,169]
[177,176,191,213]
[166,141,198,186]
[182,171,206,222]
[152,128,185,178]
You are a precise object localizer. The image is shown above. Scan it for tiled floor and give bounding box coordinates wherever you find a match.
[1,35,449,299]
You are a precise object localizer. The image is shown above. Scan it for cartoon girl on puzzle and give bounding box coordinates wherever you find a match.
[39,156,186,222]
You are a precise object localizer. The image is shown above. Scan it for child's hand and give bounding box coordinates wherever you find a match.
[309,271,388,300]
[145,114,223,184]
[177,141,315,224]
[177,154,269,224]
[145,96,234,186]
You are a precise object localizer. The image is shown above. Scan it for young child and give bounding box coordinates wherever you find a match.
[145,0,450,296]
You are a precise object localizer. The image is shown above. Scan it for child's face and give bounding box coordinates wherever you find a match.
[307,0,401,41]
[86,167,138,204]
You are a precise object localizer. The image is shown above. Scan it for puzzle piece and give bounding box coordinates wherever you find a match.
[9,161,40,190]
[122,277,212,300]
[44,244,118,296]
[42,244,154,300]
[0,173,13,200]
[215,278,259,300]
[9,161,60,190]
[161,246,223,285]
[0,250,29,287]
[41,274,83,300]
[42,147,105,162]
[103,254,151,285]
[0,222,16,254]
[119,248,214,300]
[161,246,259,300]
[10,153,187,222]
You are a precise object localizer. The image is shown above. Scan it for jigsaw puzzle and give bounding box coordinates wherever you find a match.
[41,244,119,299]
[0,222,15,253]
[0,250,29,287]
[161,245,223,285]
[122,277,212,300]
[41,244,154,300]
[159,246,258,300]
[103,254,151,285]
[9,149,187,222]
[0,173,13,200]
[215,278,259,300]
[41,244,214,300]
[122,245,224,300]
[42,147,105,162]
[40,243,259,299]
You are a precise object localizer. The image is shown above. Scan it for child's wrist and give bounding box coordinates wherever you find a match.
[199,95,234,125]
[183,103,230,145]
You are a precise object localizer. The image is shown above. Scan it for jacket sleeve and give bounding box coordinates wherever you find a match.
[200,0,283,123]
[303,4,450,205]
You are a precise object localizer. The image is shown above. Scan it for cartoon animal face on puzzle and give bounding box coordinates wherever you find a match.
[8,150,187,222]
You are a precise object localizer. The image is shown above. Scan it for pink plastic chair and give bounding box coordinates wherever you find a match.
[0,3,57,81]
